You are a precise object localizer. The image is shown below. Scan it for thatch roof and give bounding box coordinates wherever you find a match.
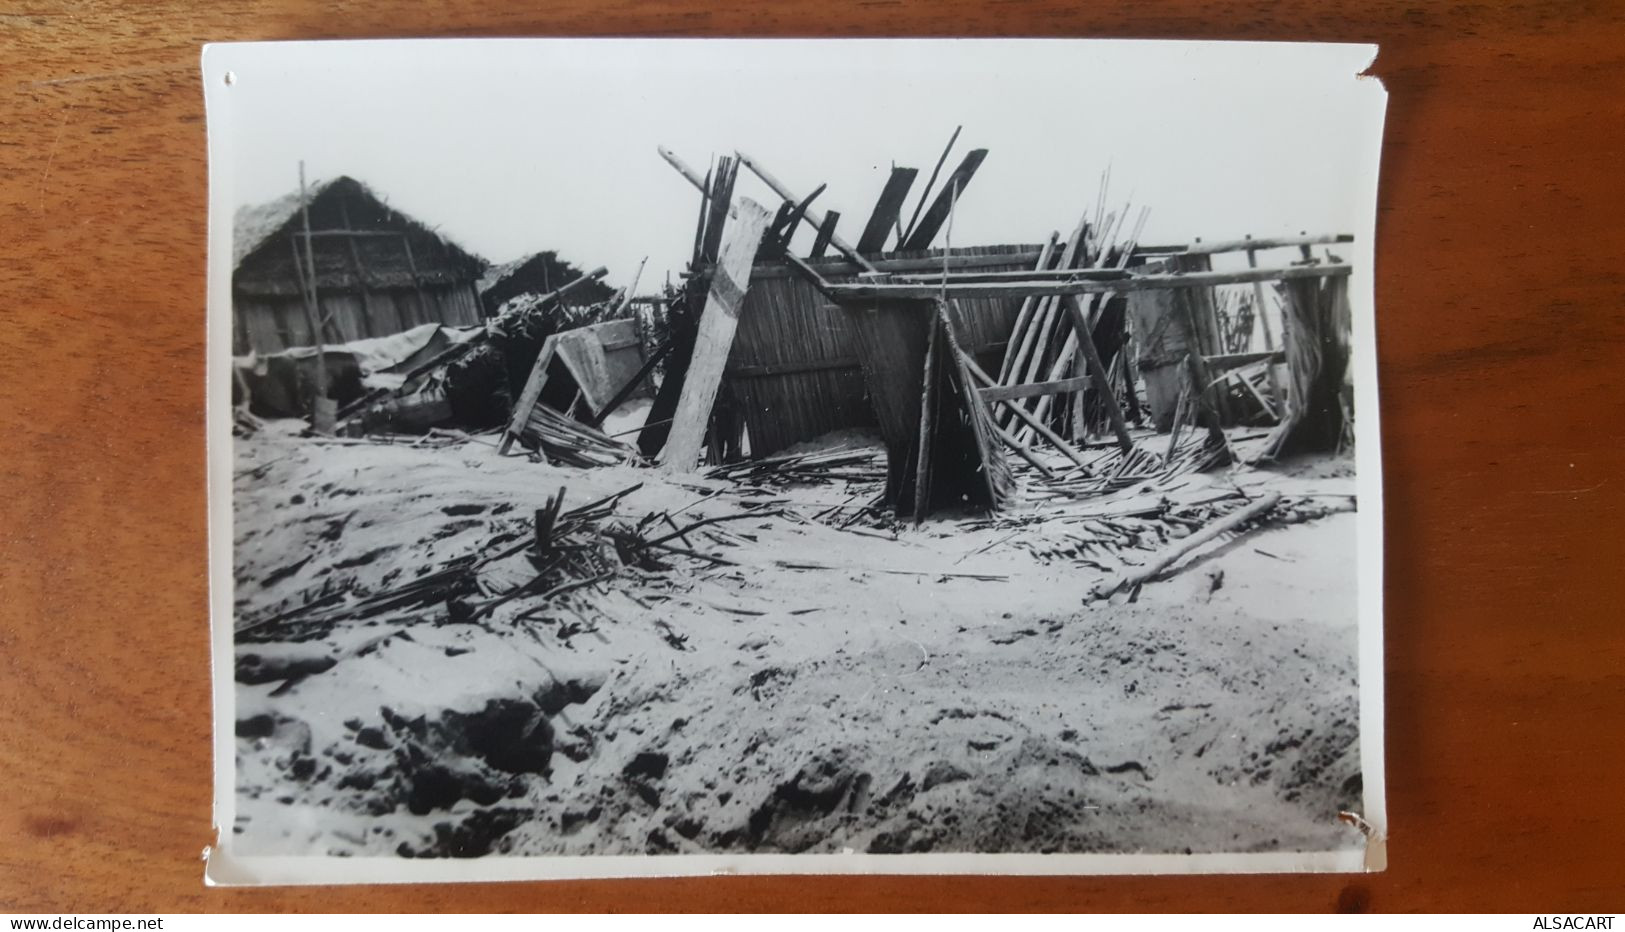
[233,178,335,268]
[232,176,487,297]
[478,250,616,314]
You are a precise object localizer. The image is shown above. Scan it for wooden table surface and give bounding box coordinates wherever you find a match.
[2,0,1622,914]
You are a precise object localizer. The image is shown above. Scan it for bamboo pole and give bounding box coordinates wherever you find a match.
[820,262,1352,301]
[959,349,1091,469]
[732,149,878,272]
[994,231,1060,386]
[912,317,940,523]
[296,161,332,434]
[1063,294,1134,454]
[1091,492,1283,600]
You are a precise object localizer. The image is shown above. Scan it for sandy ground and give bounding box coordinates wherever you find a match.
[228,422,1366,858]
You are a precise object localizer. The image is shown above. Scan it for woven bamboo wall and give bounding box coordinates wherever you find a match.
[233,283,482,354]
[725,244,1041,457]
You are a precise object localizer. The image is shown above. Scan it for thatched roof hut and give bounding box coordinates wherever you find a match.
[477,250,615,318]
[232,176,488,354]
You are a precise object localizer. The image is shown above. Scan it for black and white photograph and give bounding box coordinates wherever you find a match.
[204,38,1387,883]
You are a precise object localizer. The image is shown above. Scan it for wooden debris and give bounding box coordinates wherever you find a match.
[900,149,988,250]
[704,449,885,486]
[857,167,918,253]
[1090,492,1283,600]
[514,404,644,468]
[659,197,773,472]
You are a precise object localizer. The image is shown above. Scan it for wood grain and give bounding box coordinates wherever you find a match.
[2,0,1623,913]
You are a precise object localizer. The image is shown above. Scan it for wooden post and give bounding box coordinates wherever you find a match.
[1244,242,1278,351]
[912,319,940,522]
[658,197,773,472]
[1122,331,1144,425]
[1245,241,1286,409]
[1063,294,1134,454]
[296,161,332,434]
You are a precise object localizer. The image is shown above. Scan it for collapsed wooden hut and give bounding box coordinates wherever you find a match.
[232,176,487,355]
[721,244,1042,458]
[486,139,1357,520]
[479,252,617,318]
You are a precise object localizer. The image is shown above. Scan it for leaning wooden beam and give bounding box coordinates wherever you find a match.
[1062,294,1135,454]
[499,334,561,454]
[911,319,941,523]
[1091,492,1283,600]
[935,300,1014,512]
[899,149,989,251]
[658,197,774,473]
[823,262,1353,301]
[994,232,1060,386]
[733,150,878,272]
[659,145,712,195]
[856,167,918,253]
[774,182,827,249]
[775,249,839,302]
[809,211,840,259]
[1003,217,1090,431]
[991,420,1056,478]
[582,338,674,429]
[611,257,647,318]
[960,359,1091,470]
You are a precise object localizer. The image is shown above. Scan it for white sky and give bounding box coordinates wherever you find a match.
[208,39,1383,292]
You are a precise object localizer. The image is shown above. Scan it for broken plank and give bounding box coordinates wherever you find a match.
[658,197,773,472]
[857,167,919,253]
[498,333,561,454]
[1062,294,1135,454]
[734,150,876,272]
[810,210,840,260]
[900,148,988,251]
